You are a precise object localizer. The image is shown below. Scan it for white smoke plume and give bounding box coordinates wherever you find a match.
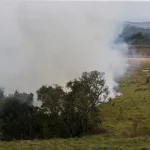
[0,1,128,101]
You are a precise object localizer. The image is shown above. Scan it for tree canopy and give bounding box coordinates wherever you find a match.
[0,70,109,140]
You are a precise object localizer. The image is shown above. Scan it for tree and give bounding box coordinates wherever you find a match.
[37,84,65,114]
[62,70,109,137]
[0,91,36,140]
[37,85,71,138]
[37,70,109,137]
[0,88,4,100]
[11,90,34,105]
[0,70,109,140]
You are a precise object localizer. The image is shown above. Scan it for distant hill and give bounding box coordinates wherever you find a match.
[118,22,150,57]
[125,21,150,29]
[121,21,150,38]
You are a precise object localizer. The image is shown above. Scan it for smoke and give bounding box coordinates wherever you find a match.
[0,1,128,100]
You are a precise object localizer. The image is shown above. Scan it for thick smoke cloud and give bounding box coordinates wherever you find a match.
[0,1,128,100]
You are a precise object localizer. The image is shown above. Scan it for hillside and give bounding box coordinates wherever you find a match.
[0,61,150,149]
[1,22,150,150]
[122,21,150,37]
[126,22,150,29]
[100,63,150,138]
[119,22,150,57]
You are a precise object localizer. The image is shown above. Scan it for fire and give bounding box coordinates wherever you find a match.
[115,92,123,98]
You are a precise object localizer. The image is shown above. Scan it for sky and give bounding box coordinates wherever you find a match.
[1,1,150,22]
[0,1,150,96]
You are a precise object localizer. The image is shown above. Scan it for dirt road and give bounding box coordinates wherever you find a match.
[128,58,150,64]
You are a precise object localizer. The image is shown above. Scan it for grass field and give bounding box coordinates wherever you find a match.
[1,135,150,150]
[1,59,150,150]
[100,63,150,137]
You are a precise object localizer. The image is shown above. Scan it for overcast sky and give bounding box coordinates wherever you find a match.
[1,1,150,22]
[0,1,150,94]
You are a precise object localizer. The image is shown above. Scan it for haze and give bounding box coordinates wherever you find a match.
[0,1,149,95]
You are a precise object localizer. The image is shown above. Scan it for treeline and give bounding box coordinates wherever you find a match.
[0,71,109,140]
[124,32,150,45]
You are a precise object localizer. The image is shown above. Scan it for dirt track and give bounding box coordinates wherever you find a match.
[128,58,150,64]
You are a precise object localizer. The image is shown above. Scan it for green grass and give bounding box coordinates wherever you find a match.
[100,66,150,138]
[1,65,150,149]
[1,135,150,150]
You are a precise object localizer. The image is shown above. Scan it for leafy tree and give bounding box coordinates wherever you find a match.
[9,90,34,105]
[37,85,70,137]
[37,84,65,114]
[0,91,36,140]
[0,88,5,100]
[37,71,109,137]
[62,71,109,137]
[0,70,109,140]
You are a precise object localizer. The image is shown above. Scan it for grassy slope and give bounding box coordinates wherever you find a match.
[100,65,150,138]
[1,64,150,149]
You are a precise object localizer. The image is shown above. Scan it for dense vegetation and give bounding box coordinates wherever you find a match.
[0,71,109,140]
[124,32,150,45]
